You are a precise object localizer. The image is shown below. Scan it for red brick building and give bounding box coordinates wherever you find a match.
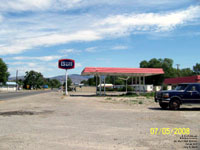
[164,75,200,85]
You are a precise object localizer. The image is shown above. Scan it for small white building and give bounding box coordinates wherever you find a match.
[154,86,162,92]
[0,82,17,92]
[130,84,154,92]
[98,84,114,88]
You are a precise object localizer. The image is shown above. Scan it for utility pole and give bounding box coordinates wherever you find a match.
[176,64,180,77]
[176,64,180,70]
[16,70,18,91]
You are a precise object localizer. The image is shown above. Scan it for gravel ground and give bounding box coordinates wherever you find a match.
[0,92,199,150]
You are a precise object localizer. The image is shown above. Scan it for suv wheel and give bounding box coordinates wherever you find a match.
[169,99,180,110]
[159,102,168,109]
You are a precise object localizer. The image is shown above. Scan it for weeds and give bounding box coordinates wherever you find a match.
[105,97,112,100]
[138,101,143,104]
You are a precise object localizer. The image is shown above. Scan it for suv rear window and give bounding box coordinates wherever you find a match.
[175,84,188,91]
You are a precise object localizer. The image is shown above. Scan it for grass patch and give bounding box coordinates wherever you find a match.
[129,100,138,104]
[119,93,138,97]
[105,97,112,100]
[118,92,155,98]
[140,92,155,98]
[138,101,143,104]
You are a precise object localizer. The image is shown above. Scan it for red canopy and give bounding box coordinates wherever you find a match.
[81,67,164,76]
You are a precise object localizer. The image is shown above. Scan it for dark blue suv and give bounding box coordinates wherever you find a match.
[155,83,200,110]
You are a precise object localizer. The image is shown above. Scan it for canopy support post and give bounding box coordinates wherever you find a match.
[99,75,102,96]
[132,77,133,85]
[139,76,141,93]
[126,77,128,93]
[143,76,145,93]
[96,75,98,95]
[104,76,106,96]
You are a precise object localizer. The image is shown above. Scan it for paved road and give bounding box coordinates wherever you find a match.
[0,90,54,100]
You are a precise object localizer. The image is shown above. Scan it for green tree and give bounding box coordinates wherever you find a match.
[44,78,61,88]
[23,70,45,89]
[140,60,149,68]
[180,68,194,77]
[50,79,61,88]
[193,63,200,75]
[140,58,178,85]
[17,79,24,87]
[63,78,72,89]
[0,58,10,84]
[81,80,88,85]
[140,58,169,85]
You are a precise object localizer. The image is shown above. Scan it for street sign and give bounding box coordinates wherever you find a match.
[58,59,75,69]
[58,59,75,96]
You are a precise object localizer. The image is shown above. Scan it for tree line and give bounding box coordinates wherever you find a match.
[22,70,62,89]
[0,58,65,89]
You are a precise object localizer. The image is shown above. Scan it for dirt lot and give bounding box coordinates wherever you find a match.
[0,91,199,150]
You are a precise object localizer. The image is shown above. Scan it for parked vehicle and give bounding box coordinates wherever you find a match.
[155,83,200,110]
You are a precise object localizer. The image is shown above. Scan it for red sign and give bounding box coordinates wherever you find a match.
[58,59,75,69]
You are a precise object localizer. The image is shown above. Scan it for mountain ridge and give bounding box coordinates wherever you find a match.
[9,74,92,84]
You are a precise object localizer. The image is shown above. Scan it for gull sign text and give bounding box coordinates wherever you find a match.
[58,59,75,70]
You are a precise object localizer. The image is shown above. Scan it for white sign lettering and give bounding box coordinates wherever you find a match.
[61,61,73,67]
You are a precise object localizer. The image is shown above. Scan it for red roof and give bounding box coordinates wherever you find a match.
[81,67,164,76]
[164,75,200,84]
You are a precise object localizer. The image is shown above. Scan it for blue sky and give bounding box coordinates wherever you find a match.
[0,0,200,77]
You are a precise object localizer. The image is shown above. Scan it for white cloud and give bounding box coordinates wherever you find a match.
[76,63,82,67]
[0,0,192,13]
[0,0,85,12]
[0,5,200,56]
[96,5,200,33]
[0,30,101,55]
[112,45,128,50]
[0,15,3,22]
[85,47,97,52]
[7,61,60,77]
[0,0,51,12]
[12,55,65,61]
[59,49,81,54]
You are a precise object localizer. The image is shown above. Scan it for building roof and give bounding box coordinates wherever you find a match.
[6,82,17,85]
[81,67,164,76]
[164,75,200,85]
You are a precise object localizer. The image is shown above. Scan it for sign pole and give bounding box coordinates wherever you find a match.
[65,69,68,96]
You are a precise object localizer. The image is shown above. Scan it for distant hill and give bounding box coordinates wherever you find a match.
[51,74,92,84]
[9,74,92,84]
[9,76,24,81]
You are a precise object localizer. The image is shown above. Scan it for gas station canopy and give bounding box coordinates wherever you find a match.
[81,67,164,76]
[81,67,164,95]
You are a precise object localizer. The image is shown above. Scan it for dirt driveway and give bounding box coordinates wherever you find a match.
[0,92,199,150]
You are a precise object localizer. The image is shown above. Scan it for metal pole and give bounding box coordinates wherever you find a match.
[99,75,102,96]
[132,77,133,85]
[135,76,138,92]
[65,69,68,96]
[104,76,106,96]
[16,70,18,91]
[96,75,98,95]
[136,76,138,84]
[126,79,127,93]
[139,76,141,93]
[143,76,145,93]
